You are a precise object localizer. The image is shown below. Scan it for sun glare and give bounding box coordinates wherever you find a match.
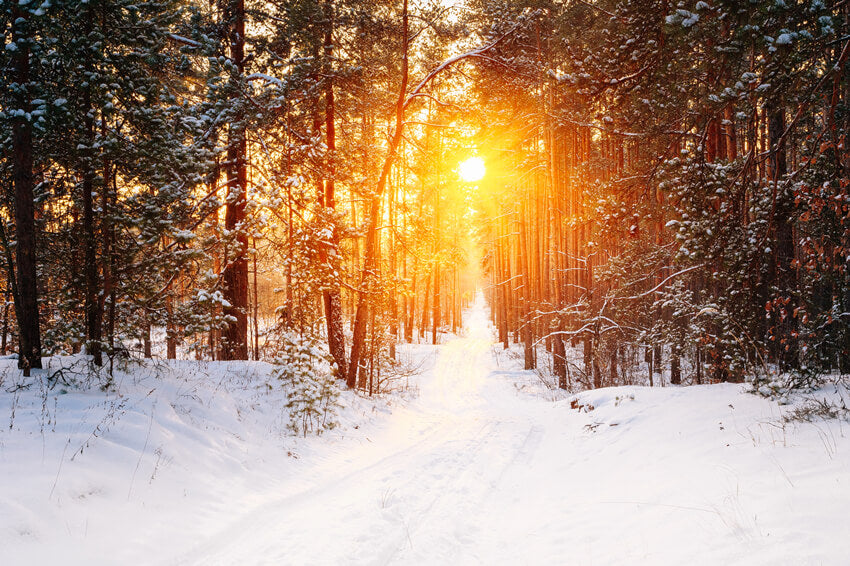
[458,156,486,183]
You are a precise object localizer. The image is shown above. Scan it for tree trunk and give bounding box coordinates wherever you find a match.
[252,238,260,360]
[347,0,409,387]
[143,318,152,359]
[320,0,347,378]
[221,0,249,360]
[1,280,10,355]
[101,119,115,370]
[81,6,102,367]
[670,345,681,385]
[519,201,535,370]
[166,294,177,360]
[767,105,797,370]
[420,271,430,340]
[10,8,42,372]
[724,104,738,160]
[553,332,567,389]
[432,262,440,345]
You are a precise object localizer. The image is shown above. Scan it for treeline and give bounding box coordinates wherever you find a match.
[0,0,486,388]
[475,0,850,388]
[4,0,848,392]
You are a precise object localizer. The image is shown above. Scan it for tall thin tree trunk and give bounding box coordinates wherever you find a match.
[81,6,102,366]
[724,104,738,160]
[252,237,260,360]
[221,0,249,360]
[670,345,681,385]
[9,8,41,372]
[101,116,115,371]
[420,270,430,340]
[1,280,10,355]
[320,0,347,377]
[143,317,152,359]
[768,105,797,370]
[347,0,409,387]
[432,264,439,345]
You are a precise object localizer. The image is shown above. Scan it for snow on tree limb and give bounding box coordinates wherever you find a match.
[167,33,202,48]
[403,20,526,112]
[611,264,706,302]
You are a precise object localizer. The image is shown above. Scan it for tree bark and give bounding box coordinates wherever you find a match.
[767,105,797,370]
[553,333,567,389]
[320,0,347,378]
[80,6,102,367]
[10,8,42,371]
[347,0,410,387]
[221,0,249,360]
[670,345,681,385]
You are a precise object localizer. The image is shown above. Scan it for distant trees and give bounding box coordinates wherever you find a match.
[476,0,850,388]
[2,0,844,394]
[0,0,481,390]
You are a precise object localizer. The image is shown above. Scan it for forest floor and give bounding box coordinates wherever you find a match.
[2,297,850,565]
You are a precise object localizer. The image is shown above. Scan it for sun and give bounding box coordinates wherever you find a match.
[458,156,486,183]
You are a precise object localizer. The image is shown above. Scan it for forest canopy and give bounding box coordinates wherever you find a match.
[0,0,848,392]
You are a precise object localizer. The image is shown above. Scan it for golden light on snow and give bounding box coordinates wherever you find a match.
[458,156,486,183]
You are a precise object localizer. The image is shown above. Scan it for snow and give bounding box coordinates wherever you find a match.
[775,33,794,45]
[2,296,850,564]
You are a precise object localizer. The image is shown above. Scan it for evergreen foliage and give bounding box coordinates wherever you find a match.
[0,0,847,394]
[271,330,340,436]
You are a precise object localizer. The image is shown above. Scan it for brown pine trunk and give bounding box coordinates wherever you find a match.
[553,333,567,389]
[348,0,409,387]
[706,118,718,163]
[101,119,115,370]
[496,238,508,347]
[406,256,416,343]
[420,271,430,340]
[208,149,222,358]
[519,200,535,370]
[143,318,152,359]
[389,173,398,357]
[81,7,102,366]
[432,263,439,345]
[609,345,619,385]
[1,281,10,355]
[320,0,347,377]
[768,105,797,370]
[724,104,738,160]
[10,8,42,372]
[670,346,681,385]
[221,0,249,360]
[252,238,260,360]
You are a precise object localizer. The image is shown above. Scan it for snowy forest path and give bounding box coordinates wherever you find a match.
[160,293,848,566]
[168,295,571,566]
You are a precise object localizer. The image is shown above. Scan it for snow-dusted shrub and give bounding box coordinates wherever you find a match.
[271,331,340,437]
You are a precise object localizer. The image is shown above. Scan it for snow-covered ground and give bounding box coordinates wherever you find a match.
[2,296,849,565]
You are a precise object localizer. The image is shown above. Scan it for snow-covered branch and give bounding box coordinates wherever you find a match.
[611,264,705,302]
[403,20,525,111]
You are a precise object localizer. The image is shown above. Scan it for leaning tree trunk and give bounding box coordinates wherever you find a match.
[347,0,410,388]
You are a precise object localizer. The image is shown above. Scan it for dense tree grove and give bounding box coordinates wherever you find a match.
[0,0,847,391]
[475,0,850,389]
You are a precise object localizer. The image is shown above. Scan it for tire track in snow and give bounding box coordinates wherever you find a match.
[168,295,545,566]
